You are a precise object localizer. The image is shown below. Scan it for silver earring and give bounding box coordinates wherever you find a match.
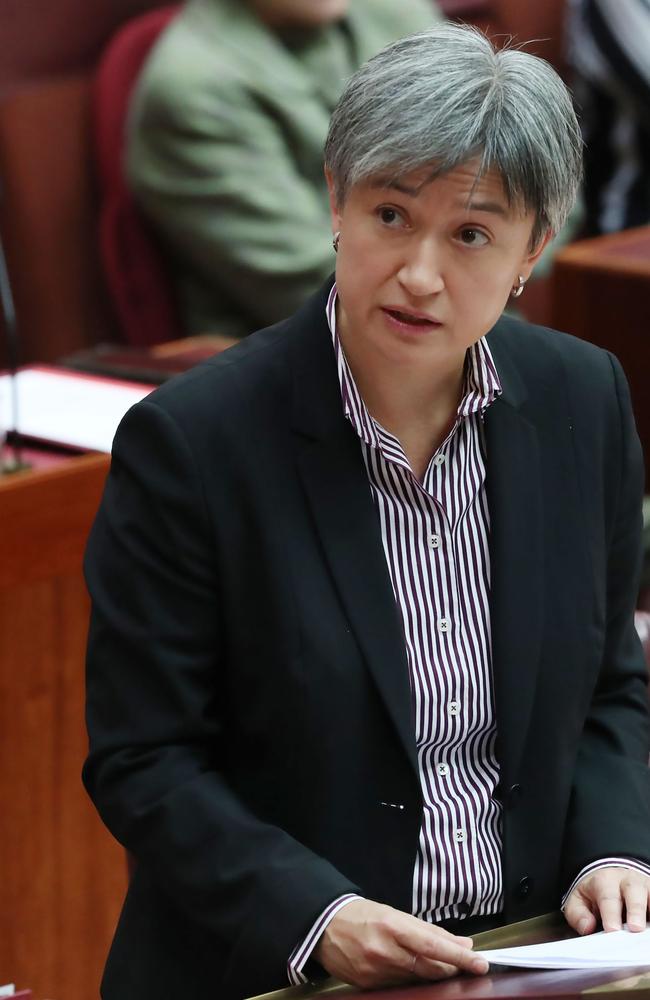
[332,231,340,253]
[511,274,525,298]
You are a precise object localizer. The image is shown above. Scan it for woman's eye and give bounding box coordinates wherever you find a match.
[459,227,489,247]
[377,206,404,226]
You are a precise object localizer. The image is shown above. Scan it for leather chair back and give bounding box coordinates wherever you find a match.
[93,5,182,346]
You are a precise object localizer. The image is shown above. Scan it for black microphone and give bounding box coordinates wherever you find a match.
[0,222,30,474]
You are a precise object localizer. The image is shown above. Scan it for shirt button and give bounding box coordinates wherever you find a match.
[429,534,440,549]
[437,764,449,776]
[507,783,523,807]
[448,700,459,716]
[455,828,466,843]
[434,454,445,467]
[438,618,449,633]
[516,875,533,899]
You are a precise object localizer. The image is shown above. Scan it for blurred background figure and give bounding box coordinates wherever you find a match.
[126,0,440,338]
[567,0,650,237]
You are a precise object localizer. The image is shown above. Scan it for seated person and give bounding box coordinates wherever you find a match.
[126,0,438,337]
[85,22,650,1000]
[567,0,650,236]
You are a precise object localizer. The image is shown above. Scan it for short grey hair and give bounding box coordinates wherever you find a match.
[324,23,583,248]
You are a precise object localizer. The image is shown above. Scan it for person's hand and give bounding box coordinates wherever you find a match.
[313,898,490,989]
[564,868,650,935]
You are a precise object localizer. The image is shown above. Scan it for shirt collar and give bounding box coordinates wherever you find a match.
[326,284,502,449]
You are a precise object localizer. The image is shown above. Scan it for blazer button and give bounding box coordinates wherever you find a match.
[516,876,533,899]
[507,783,523,807]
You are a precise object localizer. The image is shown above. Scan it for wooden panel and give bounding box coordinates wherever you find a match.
[0,0,567,97]
[552,226,650,489]
[438,0,496,18]
[0,0,164,95]
[438,0,568,67]
[434,0,501,36]
[0,453,127,1000]
[0,453,112,587]
[0,76,117,366]
[493,0,567,71]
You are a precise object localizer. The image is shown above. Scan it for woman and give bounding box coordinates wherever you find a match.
[84,23,650,1000]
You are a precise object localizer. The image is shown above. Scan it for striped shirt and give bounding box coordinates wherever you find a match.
[331,289,504,923]
[287,286,650,984]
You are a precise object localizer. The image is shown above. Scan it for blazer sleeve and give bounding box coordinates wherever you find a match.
[83,397,359,981]
[560,351,650,884]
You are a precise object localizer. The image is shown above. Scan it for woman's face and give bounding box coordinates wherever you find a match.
[327,160,550,376]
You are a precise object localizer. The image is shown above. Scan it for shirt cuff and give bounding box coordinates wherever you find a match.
[287,893,363,986]
[561,857,650,909]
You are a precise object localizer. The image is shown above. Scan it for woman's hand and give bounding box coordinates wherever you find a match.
[564,868,650,935]
[313,898,490,989]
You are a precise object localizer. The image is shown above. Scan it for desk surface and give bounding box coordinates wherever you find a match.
[555,225,650,277]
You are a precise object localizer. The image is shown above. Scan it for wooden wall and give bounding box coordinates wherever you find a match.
[494,0,568,71]
[0,0,163,95]
[439,0,567,71]
[0,0,569,97]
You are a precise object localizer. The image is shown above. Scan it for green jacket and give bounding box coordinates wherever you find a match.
[126,0,438,337]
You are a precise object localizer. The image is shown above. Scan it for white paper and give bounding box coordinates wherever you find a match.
[479,925,650,969]
[0,986,15,997]
[0,367,154,453]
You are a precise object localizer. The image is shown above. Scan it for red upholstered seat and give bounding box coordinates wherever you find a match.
[93,5,182,346]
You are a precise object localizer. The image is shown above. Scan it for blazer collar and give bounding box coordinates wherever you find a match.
[484,317,544,784]
[290,300,532,433]
[485,317,529,411]
[288,276,351,440]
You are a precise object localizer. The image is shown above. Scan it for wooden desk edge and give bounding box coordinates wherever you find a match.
[246,913,569,1000]
[554,254,650,279]
[0,450,109,495]
[555,225,650,278]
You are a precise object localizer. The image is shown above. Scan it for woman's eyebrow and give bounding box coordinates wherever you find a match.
[389,180,421,196]
[367,178,511,215]
[463,199,508,216]
[370,177,421,196]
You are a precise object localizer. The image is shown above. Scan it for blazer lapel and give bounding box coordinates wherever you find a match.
[289,292,418,776]
[484,334,544,785]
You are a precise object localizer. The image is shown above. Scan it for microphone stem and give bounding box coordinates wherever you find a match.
[0,230,25,472]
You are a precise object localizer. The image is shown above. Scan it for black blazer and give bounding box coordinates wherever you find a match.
[84,280,650,1000]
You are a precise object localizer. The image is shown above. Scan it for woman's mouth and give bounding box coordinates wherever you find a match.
[382,307,442,330]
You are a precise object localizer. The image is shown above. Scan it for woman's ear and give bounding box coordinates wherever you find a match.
[521,229,554,281]
[324,167,343,232]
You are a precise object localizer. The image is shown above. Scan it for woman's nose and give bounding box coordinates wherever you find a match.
[397,239,445,297]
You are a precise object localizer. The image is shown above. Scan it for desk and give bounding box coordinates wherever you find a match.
[552,226,650,488]
[0,452,127,1000]
[250,914,650,1000]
